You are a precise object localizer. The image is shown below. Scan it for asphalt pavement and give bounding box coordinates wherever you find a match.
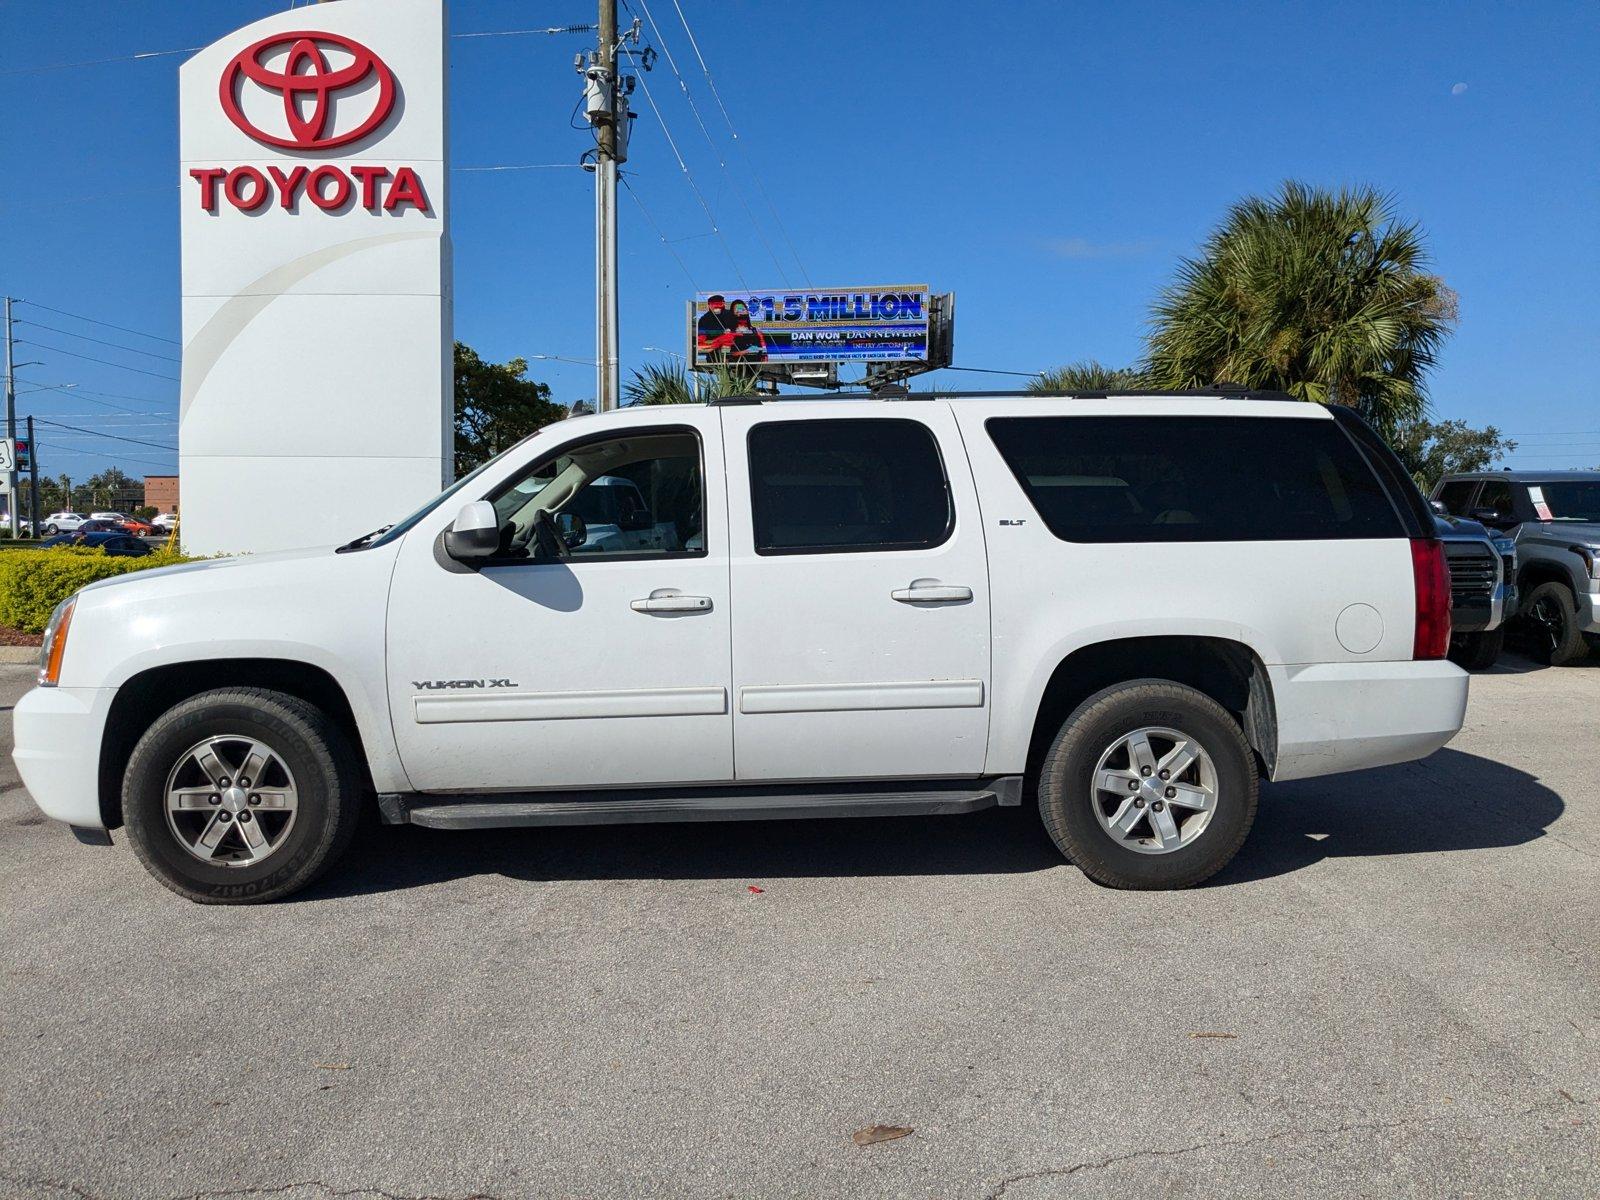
[1,658,1596,1198]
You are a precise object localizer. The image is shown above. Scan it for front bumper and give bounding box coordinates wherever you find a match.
[1268,659,1469,782]
[12,685,117,829]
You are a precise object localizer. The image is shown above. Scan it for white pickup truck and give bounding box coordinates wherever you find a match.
[14,392,1469,902]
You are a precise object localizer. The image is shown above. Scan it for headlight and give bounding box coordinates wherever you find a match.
[1570,545,1598,580]
[38,596,76,688]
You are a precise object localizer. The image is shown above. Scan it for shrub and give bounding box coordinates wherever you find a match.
[0,546,196,633]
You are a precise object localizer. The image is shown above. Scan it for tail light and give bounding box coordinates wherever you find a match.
[1410,538,1451,660]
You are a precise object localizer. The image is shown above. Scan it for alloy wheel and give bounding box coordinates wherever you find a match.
[163,735,300,867]
[1091,726,1218,855]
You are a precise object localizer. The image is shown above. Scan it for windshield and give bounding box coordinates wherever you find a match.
[1535,481,1600,522]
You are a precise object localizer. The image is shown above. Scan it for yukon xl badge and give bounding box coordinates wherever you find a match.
[412,678,517,690]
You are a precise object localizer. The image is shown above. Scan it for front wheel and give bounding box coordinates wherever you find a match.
[122,688,365,903]
[1449,628,1505,671]
[44,524,57,535]
[1523,582,1590,666]
[1038,680,1259,890]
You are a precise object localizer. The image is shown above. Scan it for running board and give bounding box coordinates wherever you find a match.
[381,777,1021,830]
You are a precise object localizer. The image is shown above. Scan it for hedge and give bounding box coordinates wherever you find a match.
[0,546,197,633]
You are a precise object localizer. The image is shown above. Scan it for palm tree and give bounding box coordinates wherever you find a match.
[1029,360,1148,393]
[1145,182,1456,437]
[624,360,753,406]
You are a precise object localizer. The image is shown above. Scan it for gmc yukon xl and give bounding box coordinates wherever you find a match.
[14,392,1469,902]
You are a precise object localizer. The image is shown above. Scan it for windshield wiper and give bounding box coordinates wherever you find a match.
[335,524,394,553]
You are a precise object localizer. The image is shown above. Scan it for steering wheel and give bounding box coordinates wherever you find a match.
[531,509,569,559]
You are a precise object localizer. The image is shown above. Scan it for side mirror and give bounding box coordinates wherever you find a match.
[443,500,502,562]
[1429,499,1448,515]
[556,511,588,550]
[1469,506,1505,527]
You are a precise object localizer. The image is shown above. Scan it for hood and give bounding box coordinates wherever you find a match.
[1432,514,1490,540]
[1535,519,1600,545]
[78,544,342,596]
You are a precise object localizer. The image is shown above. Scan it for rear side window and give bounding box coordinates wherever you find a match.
[1475,480,1515,520]
[1435,481,1477,515]
[748,418,952,554]
[986,415,1404,542]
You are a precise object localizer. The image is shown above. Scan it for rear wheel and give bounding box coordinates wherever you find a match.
[1449,628,1504,671]
[1038,680,1258,890]
[122,688,364,903]
[1524,582,1590,666]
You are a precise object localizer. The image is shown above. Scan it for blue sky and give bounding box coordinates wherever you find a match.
[2,0,1597,482]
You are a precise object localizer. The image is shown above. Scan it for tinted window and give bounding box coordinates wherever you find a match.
[748,418,952,554]
[1474,480,1515,520]
[1436,481,1476,515]
[1535,480,1600,522]
[986,415,1403,542]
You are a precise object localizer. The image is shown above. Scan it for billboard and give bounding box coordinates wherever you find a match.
[690,286,936,368]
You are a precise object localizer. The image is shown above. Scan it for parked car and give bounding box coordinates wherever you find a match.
[117,517,159,537]
[1429,511,1516,669]
[152,512,178,533]
[90,511,131,524]
[1431,471,1600,665]
[41,512,87,535]
[37,534,78,549]
[73,519,123,536]
[14,391,1469,903]
[73,532,153,557]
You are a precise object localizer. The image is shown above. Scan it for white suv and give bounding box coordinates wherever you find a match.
[42,511,87,534]
[13,392,1469,902]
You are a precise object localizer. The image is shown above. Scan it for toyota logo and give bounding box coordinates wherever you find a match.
[219,31,396,151]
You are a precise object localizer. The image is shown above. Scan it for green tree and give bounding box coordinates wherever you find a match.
[1146,182,1457,437]
[1391,418,1517,491]
[453,342,565,476]
[1029,360,1148,394]
[624,360,750,406]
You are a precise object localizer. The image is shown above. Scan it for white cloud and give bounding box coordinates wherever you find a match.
[1451,82,1469,96]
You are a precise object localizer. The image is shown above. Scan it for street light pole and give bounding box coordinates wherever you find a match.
[4,297,17,537]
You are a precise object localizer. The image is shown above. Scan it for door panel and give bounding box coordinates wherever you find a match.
[720,405,991,781]
[385,412,733,792]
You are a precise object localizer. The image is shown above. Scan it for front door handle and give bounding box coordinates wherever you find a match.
[891,582,973,604]
[631,589,713,614]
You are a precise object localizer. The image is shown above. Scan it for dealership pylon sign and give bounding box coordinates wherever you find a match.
[179,0,452,555]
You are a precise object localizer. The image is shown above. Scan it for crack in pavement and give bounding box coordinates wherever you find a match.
[0,1177,503,1200]
[984,1103,1548,1198]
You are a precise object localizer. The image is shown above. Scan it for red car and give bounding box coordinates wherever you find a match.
[118,518,159,536]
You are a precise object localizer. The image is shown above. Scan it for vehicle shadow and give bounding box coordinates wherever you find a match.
[298,748,1564,900]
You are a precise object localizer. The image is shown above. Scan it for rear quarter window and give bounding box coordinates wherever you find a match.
[986,415,1404,542]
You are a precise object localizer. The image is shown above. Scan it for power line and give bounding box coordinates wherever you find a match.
[0,46,199,77]
[16,301,180,345]
[31,417,177,452]
[453,163,585,173]
[667,0,812,287]
[16,381,176,416]
[31,440,174,472]
[452,25,599,39]
[629,64,749,291]
[620,174,699,289]
[14,340,179,382]
[15,320,182,363]
[623,0,790,286]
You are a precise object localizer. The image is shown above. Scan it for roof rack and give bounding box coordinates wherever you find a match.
[699,386,1301,404]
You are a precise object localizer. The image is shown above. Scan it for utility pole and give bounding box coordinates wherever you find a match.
[4,297,16,537]
[26,415,37,538]
[579,4,639,410]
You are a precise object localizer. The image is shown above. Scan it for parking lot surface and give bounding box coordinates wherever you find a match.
[1,658,1596,1199]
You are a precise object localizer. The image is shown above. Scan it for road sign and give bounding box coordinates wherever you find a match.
[15,436,30,471]
[0,439,13,472]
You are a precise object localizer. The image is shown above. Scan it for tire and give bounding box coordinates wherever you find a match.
[122,687,365,904]
[1038,680,1258,890]
[1523,582,1590,666]
[44,524,57,535]
[1449,628,1504,671]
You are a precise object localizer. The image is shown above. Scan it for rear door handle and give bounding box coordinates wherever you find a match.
[631,590,713,614]
[891,583,973,604]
